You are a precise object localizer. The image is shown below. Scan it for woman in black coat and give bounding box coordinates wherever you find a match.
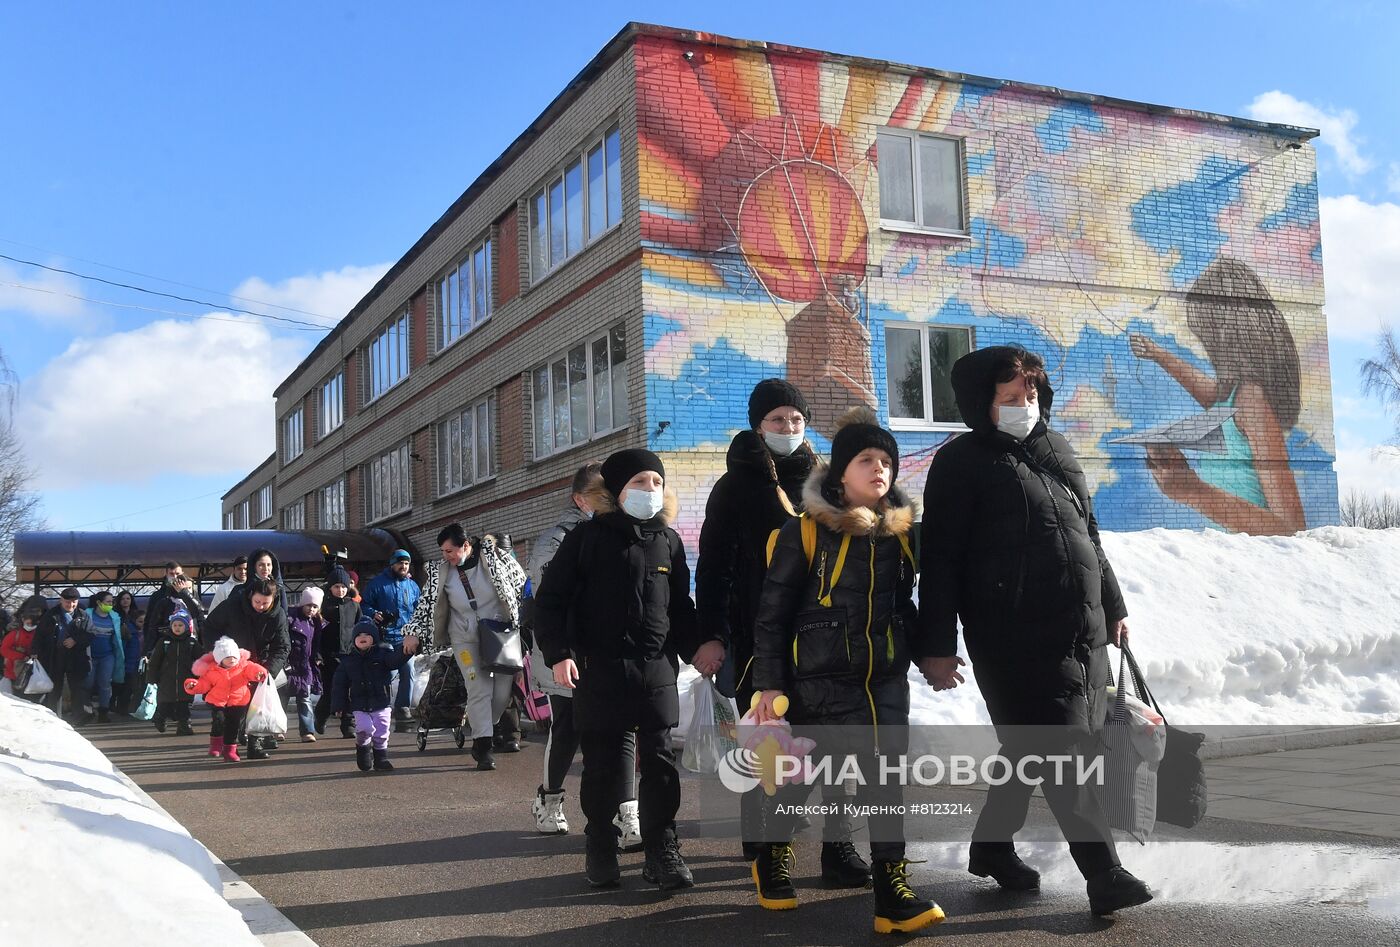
[917,345,1151,916]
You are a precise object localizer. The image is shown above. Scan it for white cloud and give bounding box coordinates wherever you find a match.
[1389,162,1400,196]
[232,263,391,327]
[1246,91,1373,176]
[1320,195,1400,340]
[16,315,307,489]
[0,260,96,328]
[1334,431,1400,499]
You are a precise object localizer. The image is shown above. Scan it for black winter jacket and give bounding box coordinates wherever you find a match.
[33,605,93,679]
[318,588,362,663]
[534,484,700,733]
[145,629,205,704]
[200,589,291,680]
[918,346,1128,729]
[751,470,921,734]
[143,584,208,654]
[696,430,815,700]
[330,626,410,713]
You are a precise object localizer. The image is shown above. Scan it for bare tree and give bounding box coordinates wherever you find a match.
[1339,489,1400,529]
[0,347,44,605]
[1360,325,1400,444]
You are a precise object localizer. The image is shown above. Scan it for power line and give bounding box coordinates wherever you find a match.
[0,251,338,331]
[0,235,339,321]
[65,489,230,529]
[0,280,327,332]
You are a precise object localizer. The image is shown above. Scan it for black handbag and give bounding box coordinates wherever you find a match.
[13,657,34,694]
[460,569,524,674]
[1123,645,1208,828]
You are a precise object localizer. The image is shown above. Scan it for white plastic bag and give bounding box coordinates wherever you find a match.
[245,678,288,738]
[0,678,11,696]
[407,652,434,708]
[23,659,54,696]
[682,676,736,774]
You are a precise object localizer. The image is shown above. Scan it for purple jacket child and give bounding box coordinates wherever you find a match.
[286,587,329,700]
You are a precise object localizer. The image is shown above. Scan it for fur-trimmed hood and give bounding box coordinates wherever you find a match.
[801,462,919,538]
[581,481,681,527]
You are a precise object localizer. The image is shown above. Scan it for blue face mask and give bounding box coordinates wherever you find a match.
[620,488,664,521]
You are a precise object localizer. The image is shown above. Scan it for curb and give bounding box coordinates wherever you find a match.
[111,765,317,946]
[1199,722,1400,760]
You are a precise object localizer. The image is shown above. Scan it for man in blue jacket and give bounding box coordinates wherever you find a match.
[360,549,422,725]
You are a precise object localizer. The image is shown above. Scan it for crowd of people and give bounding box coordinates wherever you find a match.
[0,347,1155,933]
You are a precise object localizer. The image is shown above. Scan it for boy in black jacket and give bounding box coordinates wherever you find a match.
[331,619,410,772]
[534,449,700,891]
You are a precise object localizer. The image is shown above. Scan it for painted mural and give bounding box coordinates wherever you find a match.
[634,35,1336,545]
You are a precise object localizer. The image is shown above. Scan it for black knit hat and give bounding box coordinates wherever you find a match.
[825,406,900,492]
[327,566,352,589]
[747,378,810,429]
[601,448,666,498]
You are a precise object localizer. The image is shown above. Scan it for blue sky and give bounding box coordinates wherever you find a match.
[2,0,1397,531]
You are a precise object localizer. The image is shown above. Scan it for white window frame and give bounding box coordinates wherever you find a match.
[319,371,344,438]
[366,310,411,404]
[238,499,251,530]
[531,321,628,460]
[365,443,412,523]
[224,511,235,530]
[320,479,347,531]
[436,235,493,352]
[436,394,497,497]
[282,498,306,530]
[528,124,623,283]
[884,323,974,431]
[877,128,968,236]
[256,484,273,524]
[282,406,304,464]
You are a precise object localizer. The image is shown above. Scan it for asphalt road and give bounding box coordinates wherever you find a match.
[89,710,1400,946]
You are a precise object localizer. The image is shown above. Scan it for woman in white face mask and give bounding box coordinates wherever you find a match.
[916,346,1152,917]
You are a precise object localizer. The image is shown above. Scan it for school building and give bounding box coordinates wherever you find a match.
[222,22,1338,562]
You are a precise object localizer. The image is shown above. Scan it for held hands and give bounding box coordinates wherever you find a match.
[750,690,789,724]
[691,640,725,678]
[402,635,419,656]
[918,655,966,691]
[62,638,75,649]
[1110,618,1130,648]
[552,658,580,689]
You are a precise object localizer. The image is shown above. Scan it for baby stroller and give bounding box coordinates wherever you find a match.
[415,651,469,751]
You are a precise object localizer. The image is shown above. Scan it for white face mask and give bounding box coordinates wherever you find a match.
[995,403,1040,440]
[620,488,664,521]
[762,430,803,456]
[22,621,36,631]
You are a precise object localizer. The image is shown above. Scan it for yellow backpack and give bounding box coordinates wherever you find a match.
[766,514,915,605]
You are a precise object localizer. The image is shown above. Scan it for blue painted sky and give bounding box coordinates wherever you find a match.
[2,0,1397,531]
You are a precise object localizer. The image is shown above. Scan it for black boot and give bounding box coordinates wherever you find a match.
[97,708,110,724]
[585,831,621,888]
[642,828,694,891]
[872,859,945,935]
[373,748,394,771]
[822,840,872,888]
[356,744,374,772]
[247,736,270,760]
[1087,867,1152,916]
[471,737,496,771]
[340,715,355,739]
[175,721,195,737]
[153,715,167,734]
[751,843,797,910]
[968,842,1041,891]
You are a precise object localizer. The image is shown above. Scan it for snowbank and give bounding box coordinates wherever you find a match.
[0,694,257,946]
[909,526,1400,726]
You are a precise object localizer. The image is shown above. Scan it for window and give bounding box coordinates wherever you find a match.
[532,322,628,458]
[238,499,251,530]
[320,479,346,531]
[877,129,965,232]
[367,311,410,402]
[282,498,306,530]
[436,236,493,350]
[436,395,496,495]
[282,406,304,463]
[529,125,622,281]
[365,443,412,522]
[224,512,235,530]
[256,484,273,524]
[319,372,344,438]
[884,324,973,427]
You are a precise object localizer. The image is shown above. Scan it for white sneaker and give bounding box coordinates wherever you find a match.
[532,787,568,835]
[614,799,642,852]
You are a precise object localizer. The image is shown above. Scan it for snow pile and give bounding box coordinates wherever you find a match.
[0,695,257,946]
[910,526,1400,726]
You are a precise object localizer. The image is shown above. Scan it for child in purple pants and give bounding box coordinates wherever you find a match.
[330,619,410,772]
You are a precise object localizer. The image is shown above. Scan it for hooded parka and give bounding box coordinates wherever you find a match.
[534,484,700,733]
[917,346,1128,729]
[696,429,816,702]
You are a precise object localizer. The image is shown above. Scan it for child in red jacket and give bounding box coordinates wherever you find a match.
[186,637,267,762]
[1,596,48,702]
